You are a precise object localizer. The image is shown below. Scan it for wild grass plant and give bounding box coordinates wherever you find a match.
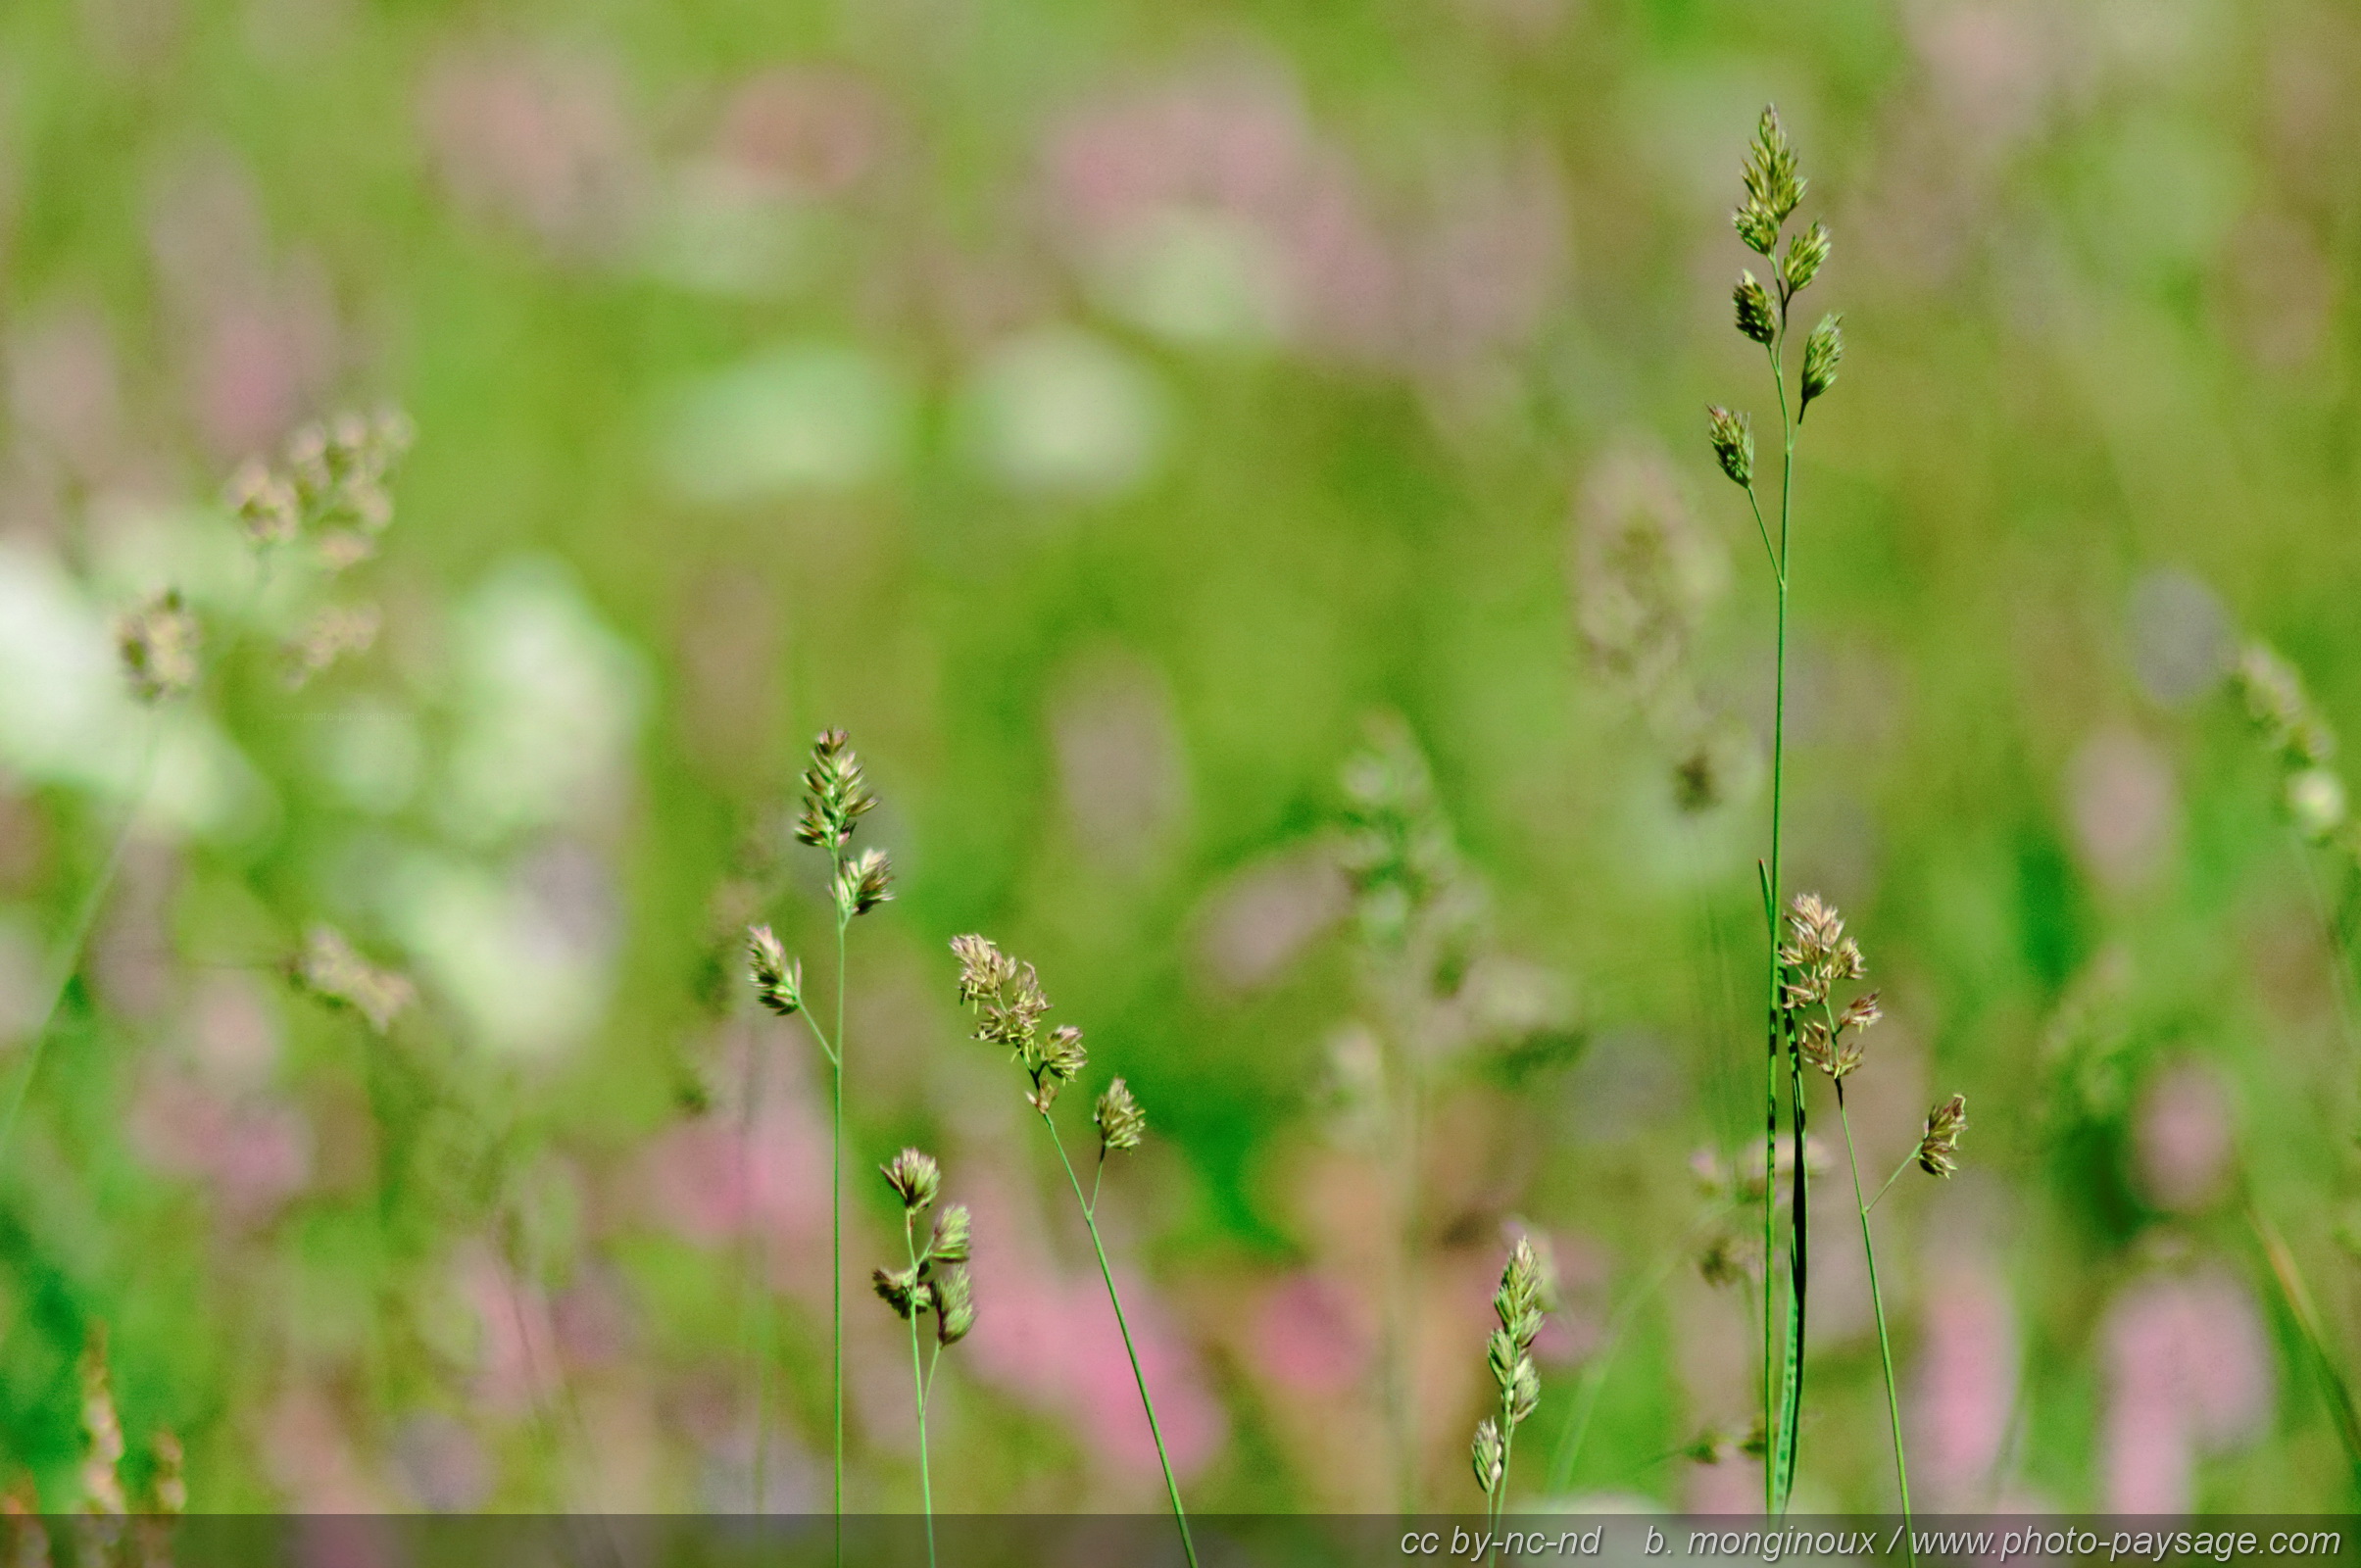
[1469,1236,1548,1534]
[12,0,2361,1518]
[747,729,894,1530]
[951,934,1198,1567]
[1707,111,1966,1521]
[870,1148,975,1568]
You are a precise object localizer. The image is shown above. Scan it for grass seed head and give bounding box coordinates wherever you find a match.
[226,460,300,547]
[291,925,417,1034]
[1706,407,1754,489]
[872,1264,922,1318]
[1918,1093,1968,1177]
[746,925,803,1016]
[881,1147,941,1211]
[117,590,201,704]
[1733,270,1777,344]
[1470,1417,1504,1494]
[934,1265,976,1346]
[78,1330,125,1517]
[1733,105,1805,255]
[1781,220,1831,294]
[1799,313,1845,415]
[834,846,894,918]
[796,728,879,851]
[2287,767,2349,842]
[149,1431,186,1515]
[929,1203,972,1264]
[1095,1077,1147,1153]
[1779,892,1865,1008]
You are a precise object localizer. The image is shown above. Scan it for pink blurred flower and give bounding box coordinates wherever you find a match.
[1049,654,1191,874]
[630,1024,829,1277]
[418,42,645,259]
[291,1518,402,1568]
[127,1064,311,1225]
[260,1385,387,1512]
[1909,1263,2019,1509]
[2066,727,2178,891]
[961,1171,1226,1481]
[1402,142,1568,372]
[6,300,121,481]
[709,70,889,199]
[2101,1269,2275,1512]
[1251,1271,1372,1395]
[1191,849,1349,995]
[455,1241,566,1416]
[142,147,338,457]
[1042,65,1400,363]
[2132,1062,2234,1213]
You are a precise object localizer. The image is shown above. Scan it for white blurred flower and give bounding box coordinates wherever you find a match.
[0,543,271,842]
[382,851,612,1057]
[959,329,1166,500]
[1086,207,1287,347]
[657,343,908,500]
[440,560,649,843]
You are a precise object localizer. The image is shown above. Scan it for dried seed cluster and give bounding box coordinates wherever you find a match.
[1918,1093,1969,1178]
[1708,106,1845,503]
[227,409,414,564]
[116,590,202,704]
[952,934,1092,1113]
[1781,894,1878,1081]
[290,924,418,1035]
[871,1149,976,1348]
[746,925,803,1017]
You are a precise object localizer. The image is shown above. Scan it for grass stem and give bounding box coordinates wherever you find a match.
[903,1210,937,1568]
[1041,1110,1198,1568]
[1838,1086,1914,1558]
[0,729,160,1173]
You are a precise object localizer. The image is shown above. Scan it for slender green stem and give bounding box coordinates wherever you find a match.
[1838,1086,1914,1557]
[0,729,159,1172]
[904,1212,937,1568]
[1041,1110,1198,1568]
[833,889,850,1560]
[1755,861,1778,1511]
[1490,1407,1514,1558]
[746,1014,771,1516]
[2250,1200,2361,1494]
[1761,317,1802,1511]
[1871,1155,1912,1212]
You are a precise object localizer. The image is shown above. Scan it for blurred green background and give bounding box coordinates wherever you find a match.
[0,0,2356,1518]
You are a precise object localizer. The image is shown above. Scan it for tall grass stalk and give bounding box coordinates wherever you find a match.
[1470,1239,1546,1544]
[872,1149,973,1568]
[1041,1117,1196,1565]
[747,730,892,1545]
[2223,651,2361,1489]
[950,937,1197,1568]
[901,1207,938,1568]
[1712,106,1844,1510]
[1835,1085,1912,1557]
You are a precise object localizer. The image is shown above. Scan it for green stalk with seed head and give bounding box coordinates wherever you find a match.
[1709,106,1843,1512]
[1470,1237,1548,1545]
[951,935,1198,1568]
[872,1149,974,1568]
[749,729,893,1545]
